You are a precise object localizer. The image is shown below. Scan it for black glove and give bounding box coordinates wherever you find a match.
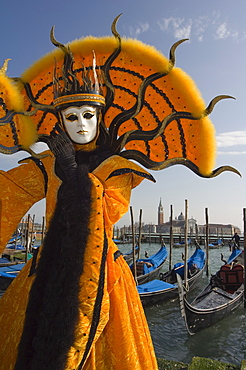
[41,124,77,181]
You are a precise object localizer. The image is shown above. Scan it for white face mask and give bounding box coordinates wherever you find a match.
[61,106,98,144]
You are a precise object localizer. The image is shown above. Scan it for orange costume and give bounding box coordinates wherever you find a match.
[0,153,157,369]
[0,15,238,370]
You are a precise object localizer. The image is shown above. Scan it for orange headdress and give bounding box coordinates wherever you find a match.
[0,15,239,177]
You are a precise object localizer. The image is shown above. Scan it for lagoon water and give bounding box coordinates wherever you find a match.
[120,242,246,367]
[1,242,245,366]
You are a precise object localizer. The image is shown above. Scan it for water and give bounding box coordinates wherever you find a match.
[1,242,245,365]
[120,242,246,366]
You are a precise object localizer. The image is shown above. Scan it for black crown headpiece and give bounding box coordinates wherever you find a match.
[51,28,105,110]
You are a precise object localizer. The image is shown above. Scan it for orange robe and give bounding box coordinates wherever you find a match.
[0,152,158,370]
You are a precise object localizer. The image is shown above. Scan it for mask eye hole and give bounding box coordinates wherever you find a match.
[65,113,78,122]
[83,112,94,119]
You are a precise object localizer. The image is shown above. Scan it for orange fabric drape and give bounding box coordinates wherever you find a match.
[0,153,157,370]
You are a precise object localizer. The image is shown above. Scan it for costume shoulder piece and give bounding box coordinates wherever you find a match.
[0,15,239,178]
[93,154,155,184]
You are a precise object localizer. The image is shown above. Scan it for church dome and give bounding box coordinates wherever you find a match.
[178,212,185,221]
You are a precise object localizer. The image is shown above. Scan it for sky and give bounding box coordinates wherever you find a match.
[1,0,246,232]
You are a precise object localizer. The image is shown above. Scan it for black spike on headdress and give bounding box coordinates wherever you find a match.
[50,28,105,110]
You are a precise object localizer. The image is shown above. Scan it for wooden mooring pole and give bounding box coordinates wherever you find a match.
[25,214,31,263]
[130,206,137,284]
[205,208,209,276]
[20,219,25,247]
[169,205,173,271]
[243,208,246,308]
[41,216,46,244]
[14,227,18,250]
[30,214,35,247]
[138,209,142,260]
[184,200,188,289]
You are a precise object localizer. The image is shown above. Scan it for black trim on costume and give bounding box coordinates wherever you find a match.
[19,157,48,195]
[14,164,92,370]
[106,167,156,183]
[28,247,40,277]
[109,66,175,112]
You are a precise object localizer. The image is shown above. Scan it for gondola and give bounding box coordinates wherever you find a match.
[137,246,205,306]
[0,263,26,290]
[5,244,25,251]
[7,232,22,245]
[122,245,139,265]
[0,246,40,290]
[0,256,20,267]
[177,248,244,335]
[130,243,168,285]
[112,239,128,245]
[173,238,191,248]
[208,238,224,249]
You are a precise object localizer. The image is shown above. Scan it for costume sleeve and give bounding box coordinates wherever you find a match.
[92,156,155,229]
[0,159,46,252]
[102,169,152,228]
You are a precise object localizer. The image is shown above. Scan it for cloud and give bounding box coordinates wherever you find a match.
[174,22,192,40]
[216,131,246,147]
[214,22,239,40]
[216,131,246,155]
[158,17,192,39]
[218,151,246,155]
[129,22,150,37]
[215,23,229,39]
[194,16,210,41]
[158,17,184,32]
[157,14,241,42]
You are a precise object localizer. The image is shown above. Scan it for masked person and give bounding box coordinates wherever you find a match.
[0,16,239,370]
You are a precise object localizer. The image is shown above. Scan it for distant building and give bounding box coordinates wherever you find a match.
[142,223,156,233]
[156,212,197,235]
[117,202,241,238]
[155,201,240,236]
[198,223,240,236]
[158,198,164,225]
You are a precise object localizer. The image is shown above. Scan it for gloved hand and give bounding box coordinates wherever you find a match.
[41,124,77,181]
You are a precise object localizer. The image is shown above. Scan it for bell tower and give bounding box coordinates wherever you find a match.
[158,198,164,225]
